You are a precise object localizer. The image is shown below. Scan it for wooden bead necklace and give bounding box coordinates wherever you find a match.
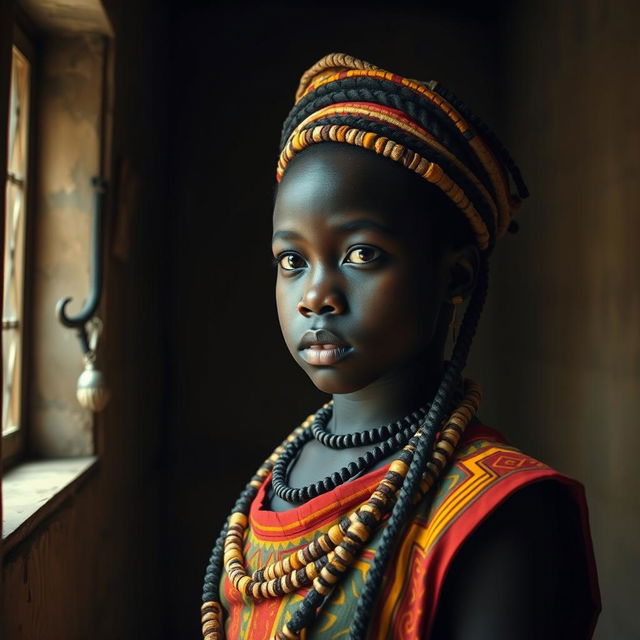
[201,379,482,640]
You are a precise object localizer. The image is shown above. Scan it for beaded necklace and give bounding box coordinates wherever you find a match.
[309,402,428,449]
[201,378,481,640]
[271,402,430,504]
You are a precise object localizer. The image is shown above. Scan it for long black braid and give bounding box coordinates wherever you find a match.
[202,489,253,604]
[202,524,227,604]
[348,252,490,639]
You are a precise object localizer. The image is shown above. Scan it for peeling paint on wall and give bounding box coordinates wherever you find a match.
[31,34,105,456]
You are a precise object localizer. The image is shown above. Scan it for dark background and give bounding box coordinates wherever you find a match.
[164,2,508,636]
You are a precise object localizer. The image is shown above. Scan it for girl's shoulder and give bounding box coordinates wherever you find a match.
[425,417,578,530]
[445,417,594,514]
[378,418,602,639]
[424,419,602,638]
[420,417,599,579]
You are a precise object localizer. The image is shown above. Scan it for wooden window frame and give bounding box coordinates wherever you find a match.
[2,21,38,469]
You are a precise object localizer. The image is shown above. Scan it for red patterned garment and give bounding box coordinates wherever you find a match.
[219,421,601,639]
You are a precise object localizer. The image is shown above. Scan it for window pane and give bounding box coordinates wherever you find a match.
[3,46,30,439]
[8,46,29,180]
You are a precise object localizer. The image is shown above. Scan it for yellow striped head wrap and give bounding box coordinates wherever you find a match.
[277,53,529,252]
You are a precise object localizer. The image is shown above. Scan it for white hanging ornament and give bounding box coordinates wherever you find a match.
[76,317,110,412]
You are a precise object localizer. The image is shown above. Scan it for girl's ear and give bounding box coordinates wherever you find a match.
[446,243,479,300]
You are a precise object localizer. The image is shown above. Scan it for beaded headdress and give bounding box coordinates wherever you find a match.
[277,52,529,252]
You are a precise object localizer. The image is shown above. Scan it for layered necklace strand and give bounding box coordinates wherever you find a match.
[271,402,430,504]
[309,402,429,448]
[201,378,482,640]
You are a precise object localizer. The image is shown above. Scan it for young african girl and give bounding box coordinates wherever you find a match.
[201,53,601,640]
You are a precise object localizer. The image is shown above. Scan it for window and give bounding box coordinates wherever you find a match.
[1,1,113,549]
[2,29,33,465]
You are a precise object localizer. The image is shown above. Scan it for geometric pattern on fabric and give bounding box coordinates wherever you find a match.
[219,421,599,639]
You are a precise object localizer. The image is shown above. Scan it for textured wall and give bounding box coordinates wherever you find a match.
[2,0,169,638]
[470,1,640,637]
[30,34,104,456]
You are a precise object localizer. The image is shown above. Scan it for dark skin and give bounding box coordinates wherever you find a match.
[271,144,592,638]
[272,143,475,506]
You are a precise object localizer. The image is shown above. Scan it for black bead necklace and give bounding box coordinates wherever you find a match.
[310,402,429,449]
[270,402,430,505]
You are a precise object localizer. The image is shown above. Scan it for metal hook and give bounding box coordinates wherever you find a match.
[56,176,107,354]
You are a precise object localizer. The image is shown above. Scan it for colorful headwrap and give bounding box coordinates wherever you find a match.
[277,53,529,252]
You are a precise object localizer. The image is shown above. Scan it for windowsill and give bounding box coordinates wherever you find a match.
[2,455,98,553]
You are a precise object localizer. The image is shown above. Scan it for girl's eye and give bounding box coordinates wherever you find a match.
[344,246,382,265]
[277,253,306,270]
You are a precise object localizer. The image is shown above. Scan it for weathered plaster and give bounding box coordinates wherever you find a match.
[30,34,105,456]
[18,0,113,35]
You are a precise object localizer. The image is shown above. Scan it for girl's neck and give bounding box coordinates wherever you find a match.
[328,354,445,435]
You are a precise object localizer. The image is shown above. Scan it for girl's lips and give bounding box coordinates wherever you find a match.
[299,344,353,366]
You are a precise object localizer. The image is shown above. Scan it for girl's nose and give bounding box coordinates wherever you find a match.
[297,274,347,317]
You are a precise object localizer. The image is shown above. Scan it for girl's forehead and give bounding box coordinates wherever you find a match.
[273,144,436,232]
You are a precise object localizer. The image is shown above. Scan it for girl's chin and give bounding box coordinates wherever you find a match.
[301,366,377,396]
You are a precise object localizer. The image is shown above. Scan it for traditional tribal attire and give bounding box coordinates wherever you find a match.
[201,53,601,640]
[218,421,601,639]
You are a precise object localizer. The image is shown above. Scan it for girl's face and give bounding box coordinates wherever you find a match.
[272,144,454,395]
